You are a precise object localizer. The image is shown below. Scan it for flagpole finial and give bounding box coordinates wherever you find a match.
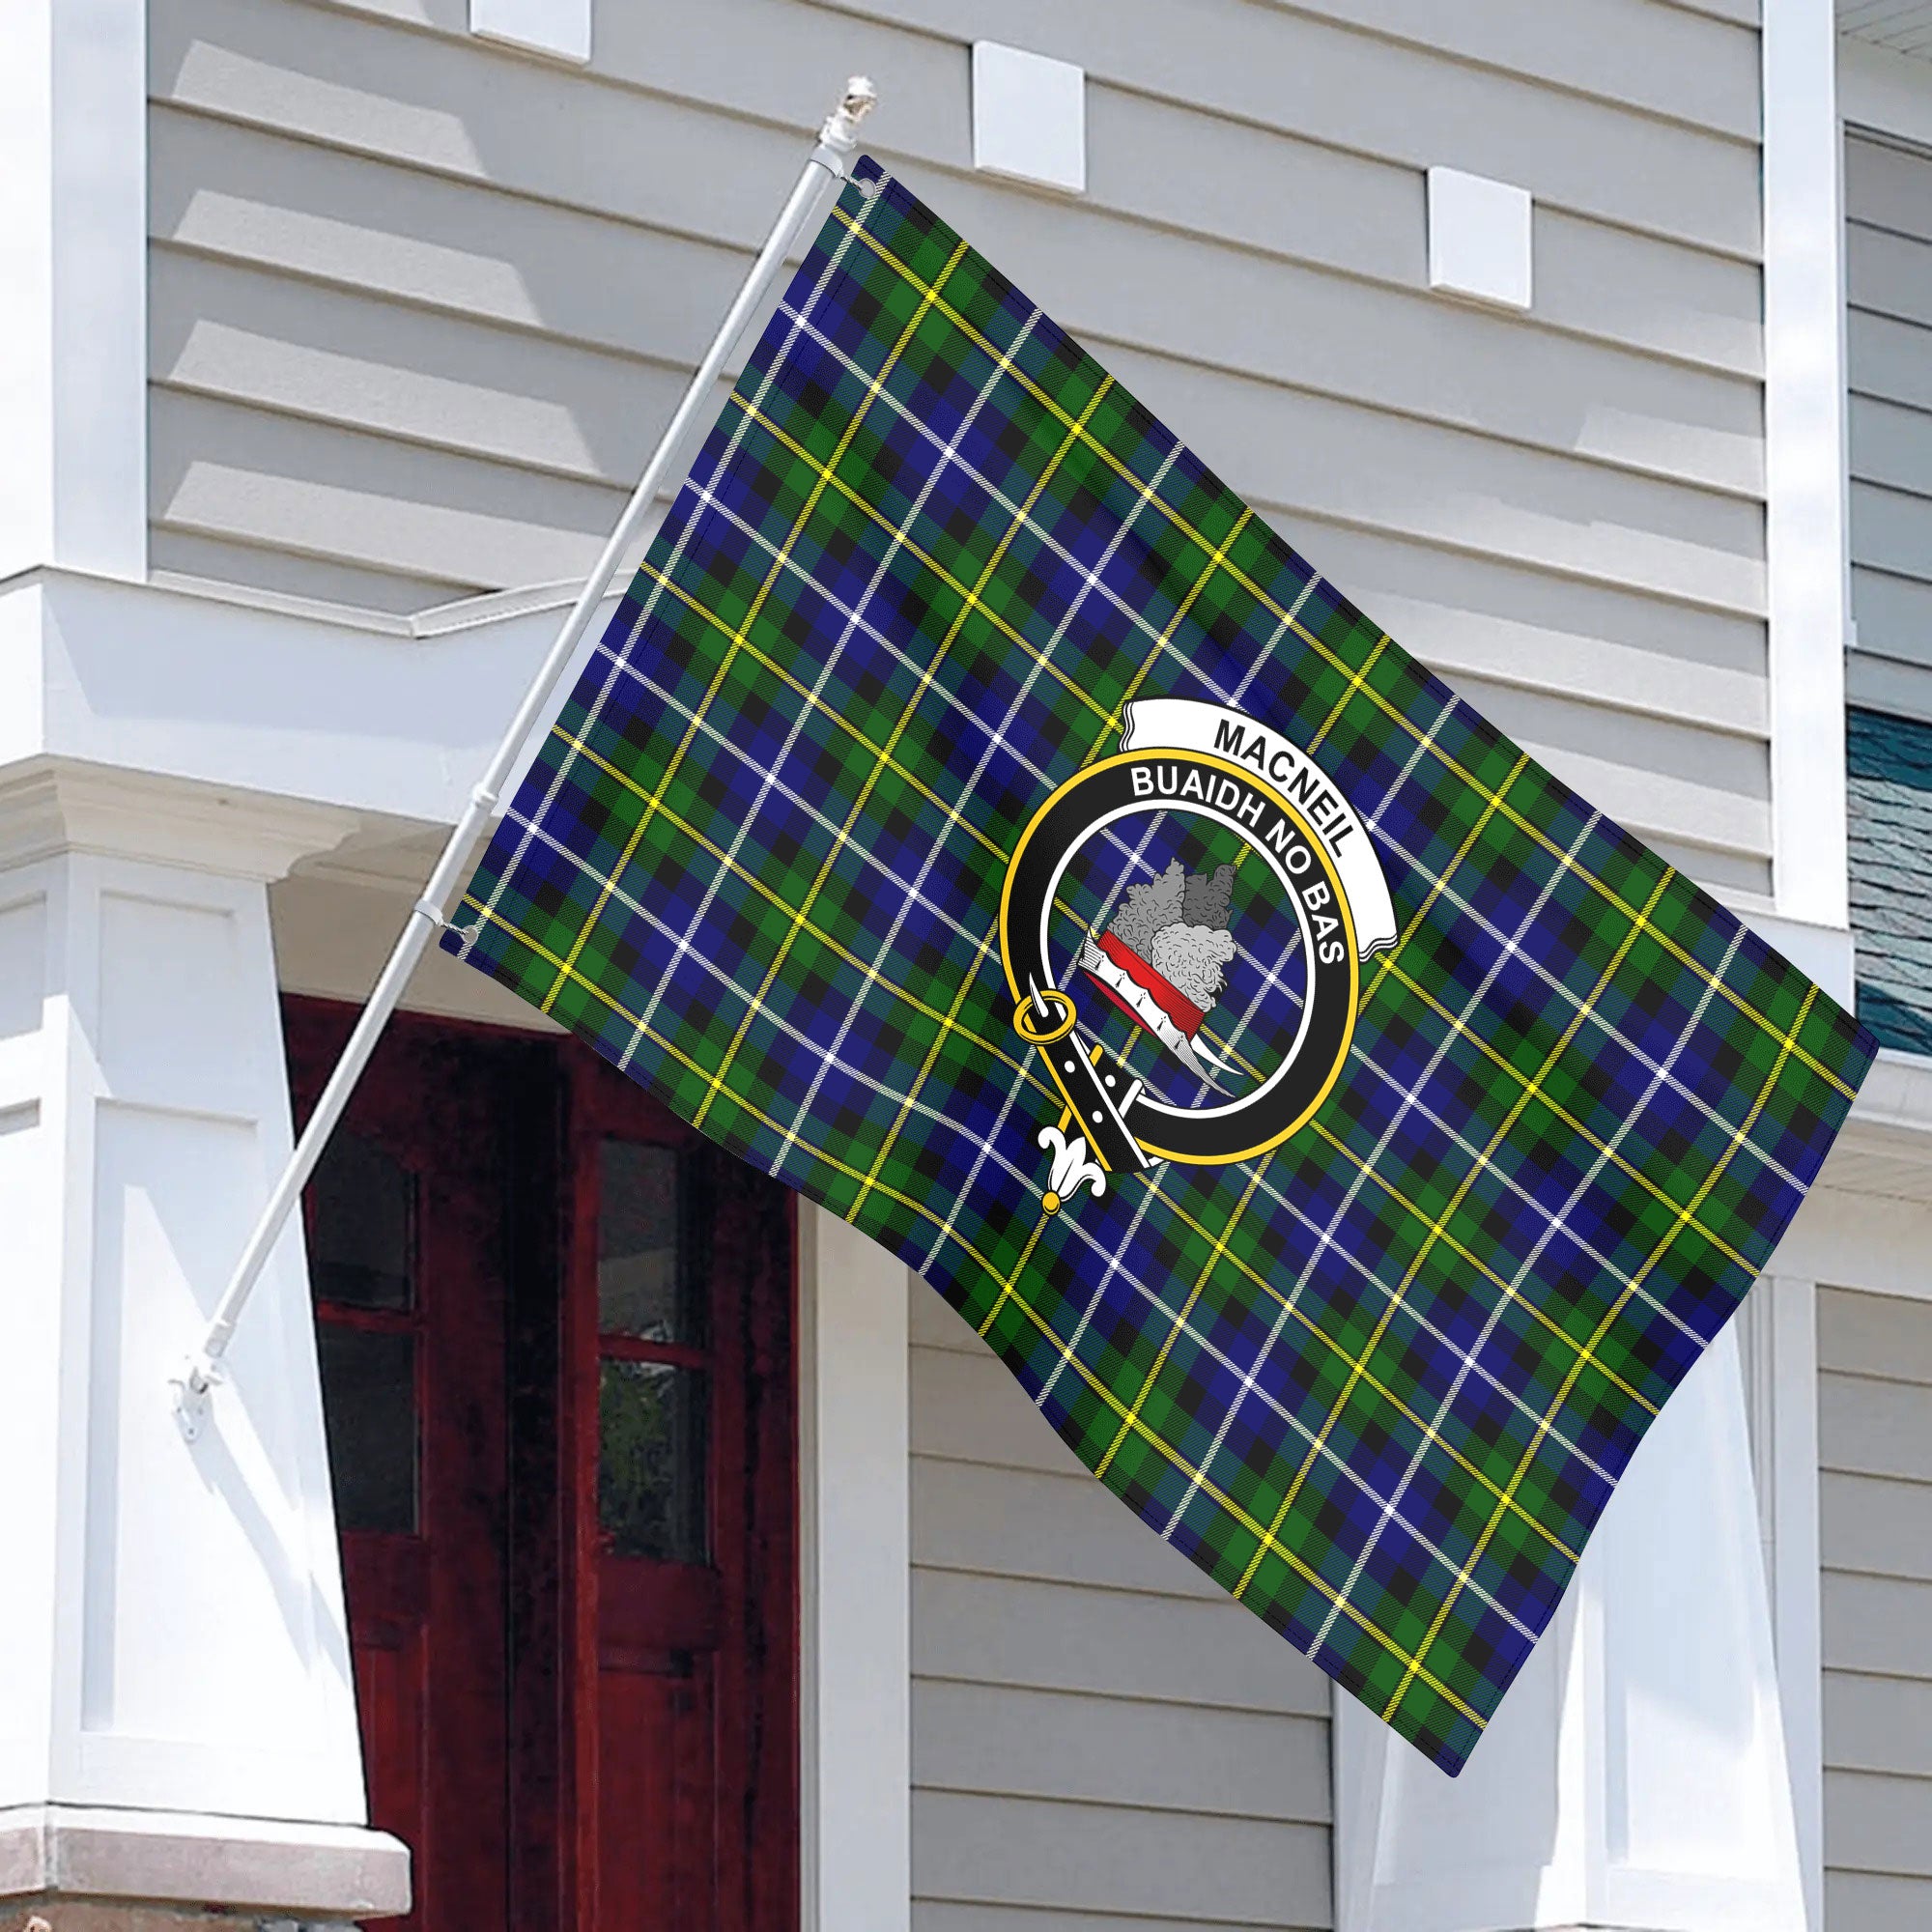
[820,75,879,154]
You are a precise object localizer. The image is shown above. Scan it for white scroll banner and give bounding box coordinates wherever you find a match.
[1119,696,1400,959]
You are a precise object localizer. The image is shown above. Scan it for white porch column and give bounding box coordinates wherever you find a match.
[1334,1321,1806,1932]
[0,761,410,1927]
[1740,1274,1827,1932]
[798,1207,912,1932]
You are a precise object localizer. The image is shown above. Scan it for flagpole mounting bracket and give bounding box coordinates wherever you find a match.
[171,1355,220,1444]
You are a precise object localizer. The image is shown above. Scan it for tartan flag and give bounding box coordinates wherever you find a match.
[444,156,1874,1773]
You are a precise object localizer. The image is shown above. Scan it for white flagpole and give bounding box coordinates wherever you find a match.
[172,76,880,1438]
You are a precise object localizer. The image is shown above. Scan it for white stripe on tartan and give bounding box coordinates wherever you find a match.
[610,657,1007,960]
[840,174,1841,1141]
[614,307,1045,1082]
[1159,704,1754,1354]
[672,478,1217,900]
[1198,681,1802,1226]
[1306,923,1748,1656]
[773,298,1254,722]
[497,796,1539,1641]
[535,383,1661,1492]
[1084,576,1351,1112]
[520,680,1611,1483]
[1323,1047,1694,1366]
[1207,1149,1614,1489]
[1360,804,1804,1236]
[1157,808,1602,1546]
[463,173,886,961]
[755,322,1058,1164]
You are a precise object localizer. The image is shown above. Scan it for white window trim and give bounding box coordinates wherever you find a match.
[1765,0,1855,935]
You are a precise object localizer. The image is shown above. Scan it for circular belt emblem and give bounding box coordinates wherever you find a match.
[998,702,1399,1213]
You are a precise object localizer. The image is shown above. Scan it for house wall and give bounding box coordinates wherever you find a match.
[1818,1284,1932,1931]
[909,1283,1333,1931]
[1844,129,1932,716]
[148,0,1782,1914]
[148,0,1774,897]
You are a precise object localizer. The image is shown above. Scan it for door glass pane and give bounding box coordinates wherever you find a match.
[317,1325,418,1534]
[310,1130,415,1310]
[598,1360,707,1562]
[597,1142,703,1346]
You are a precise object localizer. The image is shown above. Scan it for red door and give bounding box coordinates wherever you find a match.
[291,1001,797,1931]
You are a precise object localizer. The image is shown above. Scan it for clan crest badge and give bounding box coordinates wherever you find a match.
[1001,698,1398,1212]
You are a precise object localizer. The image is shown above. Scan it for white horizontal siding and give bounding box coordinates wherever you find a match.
[909,1283,1332,1931]
[801,0,1761,247]
[1845,131,1932,717]
[1819,1286,1932,1929]
[913,1791,1331,1929]
[912,1567,1331,1719]
[149,0,1772,895]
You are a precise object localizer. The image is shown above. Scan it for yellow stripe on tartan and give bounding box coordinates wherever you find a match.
[992,1278,1486,1729]
[1222,758,1560,1605]
[1092,1163,1270,1480]
[1143,1016,1654,1424]
[572,620,1607,1562]
[847,379,1121,1223]
[1332,741,1753,1296]
[1095,505,1255,756]
[993,974,1587,1552]
[1309,631,1392,753]
[535,236,972,1016]
[464,897,1481,1727]
[1378,867,1675,1318]
[695,373,1115,1140]
[826,202,1855,1107]
[726,392,1115,731]
[1275,831,1676,1438]
[1132,1170,1581,1562]
[1303,1120,1657,1417]
[1361,752,1528,1014]
[979,1235,1486,1728]
[625,559,1009,864]
[1378,978,1825,1730]
[544,732,1052,1102]
[1368,952,1755,1276]
[528,742,1641,1510]
[1236,867,1677,1605]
